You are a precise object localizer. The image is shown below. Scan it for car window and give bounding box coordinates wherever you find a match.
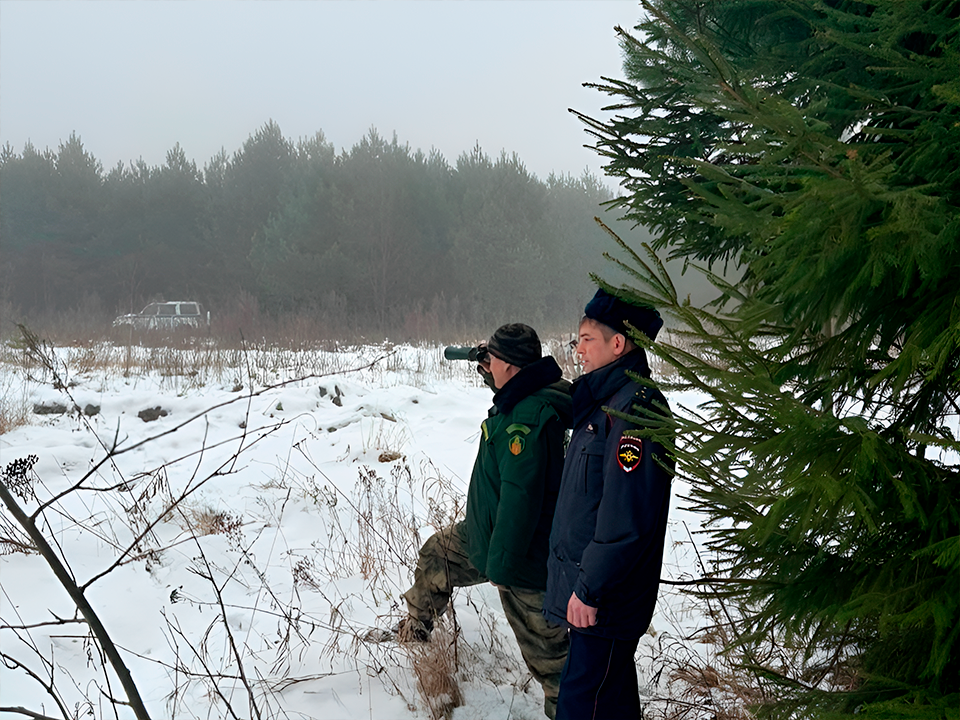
[158,304,177,316]
[180,303,199,315]
[142,304,159,315]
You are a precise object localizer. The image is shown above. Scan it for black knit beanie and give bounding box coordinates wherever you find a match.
[486,323,542,368]
[584,288,664,341]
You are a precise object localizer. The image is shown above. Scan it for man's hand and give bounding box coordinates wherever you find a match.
[566,592,598,628]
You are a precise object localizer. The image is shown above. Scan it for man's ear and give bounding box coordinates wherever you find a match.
[613,333,628,357]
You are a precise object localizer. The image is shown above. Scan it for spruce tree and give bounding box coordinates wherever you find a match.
[580,1,959,716]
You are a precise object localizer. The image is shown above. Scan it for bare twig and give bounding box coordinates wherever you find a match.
[0,467,153,720]
[161,610,243,720]
[0,650,71,720]
[0,707,65,720]
[81,419,288,591]
[0,612,86,631]
[187,530,264,720]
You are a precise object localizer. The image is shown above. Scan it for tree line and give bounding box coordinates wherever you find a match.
[1,122,637,336]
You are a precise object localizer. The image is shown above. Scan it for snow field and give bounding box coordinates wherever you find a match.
[0,342,715,719]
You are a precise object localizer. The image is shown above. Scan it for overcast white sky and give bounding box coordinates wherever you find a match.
[0,1,645,181]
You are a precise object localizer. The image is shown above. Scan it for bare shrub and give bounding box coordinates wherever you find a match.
[12,293,114,345]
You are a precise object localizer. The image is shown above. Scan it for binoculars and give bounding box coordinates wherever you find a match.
[443,345,489,363]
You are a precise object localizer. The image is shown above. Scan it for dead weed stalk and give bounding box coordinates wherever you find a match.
[406,618,464,720]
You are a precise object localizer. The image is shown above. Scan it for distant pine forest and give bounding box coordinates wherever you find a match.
[1,121,657,340]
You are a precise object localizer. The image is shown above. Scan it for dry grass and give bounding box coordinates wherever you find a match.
[282,453,505,716]
[354,464,419,583]
[4,301,524,350]
[637,578,861,720]
[406,618,464,720]
[0,371,30,435]
[361,414,408,461]
[1,335,37,425]
[177,505,245,542]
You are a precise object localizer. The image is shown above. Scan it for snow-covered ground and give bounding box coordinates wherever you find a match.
[0,342,712,719]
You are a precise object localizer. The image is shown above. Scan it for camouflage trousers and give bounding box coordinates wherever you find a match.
[402,521,569,719]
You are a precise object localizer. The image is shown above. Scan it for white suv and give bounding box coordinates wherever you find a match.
[113,301,210,331]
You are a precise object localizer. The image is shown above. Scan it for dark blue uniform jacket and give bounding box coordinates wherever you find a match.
[544,350,673,639]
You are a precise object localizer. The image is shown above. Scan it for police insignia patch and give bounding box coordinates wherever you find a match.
[509,435,525,455]
[617,437,642,472]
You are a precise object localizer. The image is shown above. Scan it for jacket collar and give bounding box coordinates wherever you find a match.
[493,356,563,415]
[571,349,651,427]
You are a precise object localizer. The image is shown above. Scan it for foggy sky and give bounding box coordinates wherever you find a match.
[0,1,644,180]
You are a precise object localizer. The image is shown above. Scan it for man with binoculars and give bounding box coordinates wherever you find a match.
[398,323,571,719]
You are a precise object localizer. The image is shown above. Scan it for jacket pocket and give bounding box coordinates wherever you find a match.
[581,439,605,493]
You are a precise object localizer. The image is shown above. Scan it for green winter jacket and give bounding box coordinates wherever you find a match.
[465,356,572,590]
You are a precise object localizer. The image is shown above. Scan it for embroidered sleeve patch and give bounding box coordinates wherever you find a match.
[505,423,531,436]
[617,436,643,472]
[509,434,525,455]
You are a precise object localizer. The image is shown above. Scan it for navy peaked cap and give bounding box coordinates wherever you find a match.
[584,288,663,341]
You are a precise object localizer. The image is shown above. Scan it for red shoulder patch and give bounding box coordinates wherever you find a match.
[617,436,643,473]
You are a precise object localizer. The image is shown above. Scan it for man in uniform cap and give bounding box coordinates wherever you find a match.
[543,288,674,720]
[399,323,572,718]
